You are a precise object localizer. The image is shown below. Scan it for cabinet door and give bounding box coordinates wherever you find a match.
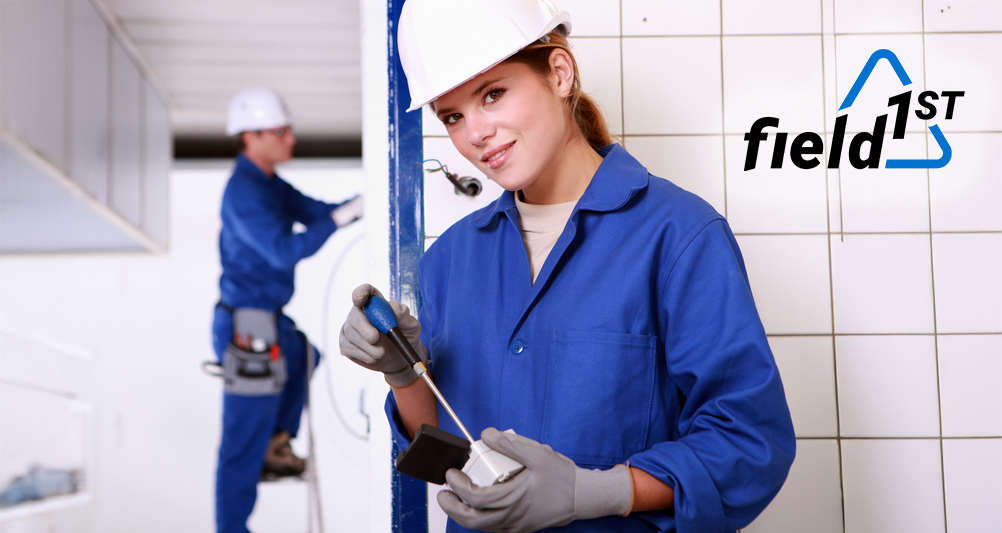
[143,82,170,248]
[110,38,143,226]
[70,0,110,203]
[0,0,67,172]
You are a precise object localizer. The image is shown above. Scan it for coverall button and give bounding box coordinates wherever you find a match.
[511,340,525,354]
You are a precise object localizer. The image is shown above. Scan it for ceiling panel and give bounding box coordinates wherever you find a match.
[102,0,362,139]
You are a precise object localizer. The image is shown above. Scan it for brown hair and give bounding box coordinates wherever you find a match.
[504,31,613,151]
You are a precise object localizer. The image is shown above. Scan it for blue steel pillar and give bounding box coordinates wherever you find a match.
[387,0,427,531]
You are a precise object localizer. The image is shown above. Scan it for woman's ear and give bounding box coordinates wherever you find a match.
[547,48,575,99]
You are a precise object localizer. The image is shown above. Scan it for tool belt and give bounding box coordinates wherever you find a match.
[223,307,288,396]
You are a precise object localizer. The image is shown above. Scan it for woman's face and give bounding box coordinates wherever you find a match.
[432,58,572,195]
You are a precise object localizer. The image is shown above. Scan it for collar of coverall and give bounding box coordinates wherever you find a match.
[471,143,650,228]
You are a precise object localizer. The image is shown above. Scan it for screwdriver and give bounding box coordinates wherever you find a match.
[363,294,475,443]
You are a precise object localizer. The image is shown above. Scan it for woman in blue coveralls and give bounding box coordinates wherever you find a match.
[341,1,795,532]
[213,86,363,533]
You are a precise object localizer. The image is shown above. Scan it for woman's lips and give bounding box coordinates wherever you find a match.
[483,141,515,170]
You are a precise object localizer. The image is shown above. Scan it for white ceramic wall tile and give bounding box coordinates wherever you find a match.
[723,36,825,135]
[735,235,832,335]
[724,135,829,234]
[721,0,821,35]
[924,33,1002,133]
[768,336,838,437]
[938,335,1002,437]
[841,439,946,533]
[832,35,925,136]
[621,0,720,36]
[834,0,924,34]
[932,233,1002,334]
[942,439,1002,532]
[569,37,623,136]
[830,234,935,334]
[558,0,620,37]
[838,132,930,233]
[743,439,843,533]
[836,335,940,437]
[422,137,507,237]
[424,236,437,252]
[924,0,1002,32]
[622,136,725,215]
[622,37,723,135]
[928,133,1002,232]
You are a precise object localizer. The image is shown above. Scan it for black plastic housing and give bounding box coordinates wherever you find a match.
[395,424,471,485]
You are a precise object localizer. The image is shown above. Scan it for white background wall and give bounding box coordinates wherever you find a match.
[0,162,377,532]
[420,1,1001,532]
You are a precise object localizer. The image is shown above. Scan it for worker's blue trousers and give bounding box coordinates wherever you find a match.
[212,305,321,533]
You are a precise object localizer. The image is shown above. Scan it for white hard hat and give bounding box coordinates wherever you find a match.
[226,86,291,136]
[397,0,571,112]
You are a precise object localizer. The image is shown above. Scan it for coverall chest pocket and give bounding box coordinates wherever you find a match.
[542,330,657,467]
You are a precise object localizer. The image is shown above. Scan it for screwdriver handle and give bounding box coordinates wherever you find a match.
[363,294,424,368]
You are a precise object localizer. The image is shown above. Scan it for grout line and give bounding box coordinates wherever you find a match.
[615,30,1002,39]
[799,435,1002,440]
[920,7,951,529]
[734,230,1002,236]
[767,332,1002,337]
[823,4,848,532]
[619,0,626,145]
[719,0,728,219]
[412,130,1002,140]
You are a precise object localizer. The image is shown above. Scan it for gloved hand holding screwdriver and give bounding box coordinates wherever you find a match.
[339,283,426,387]
[339,284,635,533]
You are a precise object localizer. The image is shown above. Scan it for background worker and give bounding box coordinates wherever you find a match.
[211,86,363,533]
[340,1,794,532]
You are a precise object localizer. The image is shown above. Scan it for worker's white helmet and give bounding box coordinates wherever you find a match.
[226,86,291,136]
[397,0,572,112]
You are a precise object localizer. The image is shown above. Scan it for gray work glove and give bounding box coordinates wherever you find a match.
[438,428,633,533]
[339,283,426,387]
[331,195,364,227]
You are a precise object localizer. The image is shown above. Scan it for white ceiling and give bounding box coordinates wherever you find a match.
[102,0,362,138]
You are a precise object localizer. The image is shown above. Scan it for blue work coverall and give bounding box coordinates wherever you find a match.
[212,154,346,533]
[386,145,796,532]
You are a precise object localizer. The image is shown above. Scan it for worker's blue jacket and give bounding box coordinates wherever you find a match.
[387,144,796,532]
[218,154,343,310]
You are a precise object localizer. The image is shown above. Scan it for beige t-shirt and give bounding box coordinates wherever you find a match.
[515,193,578,284]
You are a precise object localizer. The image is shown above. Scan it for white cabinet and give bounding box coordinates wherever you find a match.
[110,38,143,227]
[0,0,68,172]
[144,82,171,248]
[70,0,111,203]
[0,0,171,253]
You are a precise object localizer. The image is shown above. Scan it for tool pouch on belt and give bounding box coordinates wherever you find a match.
[224,308,287,396]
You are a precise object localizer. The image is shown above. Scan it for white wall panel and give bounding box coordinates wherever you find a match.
[110,38,143,227]
[0,0,67,172]
[70,0,111,203]
[143,82,170,248]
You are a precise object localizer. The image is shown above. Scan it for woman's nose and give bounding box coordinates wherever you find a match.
[465,111,493,146]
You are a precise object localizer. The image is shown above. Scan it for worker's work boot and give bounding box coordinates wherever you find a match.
[262,431,306,479]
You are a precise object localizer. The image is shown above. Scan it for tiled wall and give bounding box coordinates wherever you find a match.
[420,1,1001,531]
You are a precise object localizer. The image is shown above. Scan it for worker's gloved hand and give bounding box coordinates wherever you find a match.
[339,283,426,387]
[331,195,364,227]
[437,428,633,533]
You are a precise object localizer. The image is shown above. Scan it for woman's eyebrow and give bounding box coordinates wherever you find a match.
[435,76,508,119]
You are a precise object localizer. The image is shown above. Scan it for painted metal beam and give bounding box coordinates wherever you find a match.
[387,0,427,531]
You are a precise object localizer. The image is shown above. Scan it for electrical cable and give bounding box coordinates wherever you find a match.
[320,229,370,441]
